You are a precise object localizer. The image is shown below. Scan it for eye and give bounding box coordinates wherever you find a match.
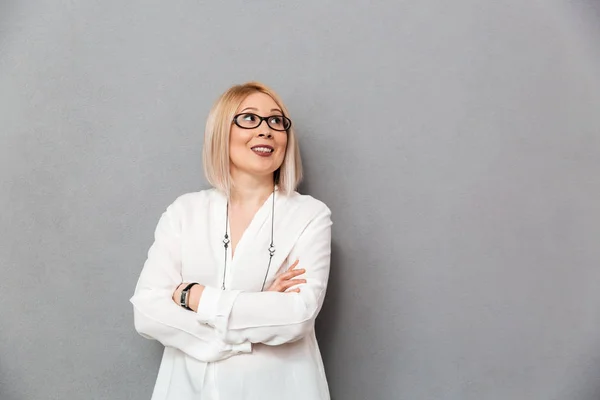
[242,113,257,122]
[269,116,283,125]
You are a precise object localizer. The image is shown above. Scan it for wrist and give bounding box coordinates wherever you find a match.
[172,283,185,304]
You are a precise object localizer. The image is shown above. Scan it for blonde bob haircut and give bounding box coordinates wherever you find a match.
[202,81,303,197]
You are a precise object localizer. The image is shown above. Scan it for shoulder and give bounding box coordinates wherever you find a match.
[164,188,222,217]
[285,191,331,220]
[158,189,222,229]
[170,189,217,207]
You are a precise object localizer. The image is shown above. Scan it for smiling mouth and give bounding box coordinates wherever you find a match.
[251,146,274,154]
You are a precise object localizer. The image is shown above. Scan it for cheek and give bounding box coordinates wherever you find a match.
[229,130,249,164]
[230,128,249,145]
[229,130,252,156]
[277,137,288,162]
[278,135,288,150]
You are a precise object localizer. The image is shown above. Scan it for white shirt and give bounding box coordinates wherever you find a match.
[130,188,332,400]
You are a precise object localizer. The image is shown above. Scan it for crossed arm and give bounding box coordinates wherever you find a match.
[172,259,306,313]
[130,200,332,362]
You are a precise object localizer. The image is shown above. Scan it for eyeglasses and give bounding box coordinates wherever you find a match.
[232,113,292,132]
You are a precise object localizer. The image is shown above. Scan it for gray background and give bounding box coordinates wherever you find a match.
[1,1,600,399]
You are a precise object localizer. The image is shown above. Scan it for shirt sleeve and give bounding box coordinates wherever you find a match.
[195,204,332,346]
[130,199,252,361]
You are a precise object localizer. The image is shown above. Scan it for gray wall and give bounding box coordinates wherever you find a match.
[1,1,600,399]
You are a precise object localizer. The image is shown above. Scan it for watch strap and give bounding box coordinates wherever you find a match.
[179,282,198,311]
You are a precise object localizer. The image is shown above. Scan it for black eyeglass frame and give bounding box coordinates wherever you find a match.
[232,113,292,132]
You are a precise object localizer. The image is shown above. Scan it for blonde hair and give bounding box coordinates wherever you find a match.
[202,81,303,196]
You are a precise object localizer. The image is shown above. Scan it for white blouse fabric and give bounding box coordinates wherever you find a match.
[130,188,332,400]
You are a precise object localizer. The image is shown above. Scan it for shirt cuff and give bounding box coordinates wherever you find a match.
[196,285,221,323]
[196,286,241,333]
[231,341,252,354]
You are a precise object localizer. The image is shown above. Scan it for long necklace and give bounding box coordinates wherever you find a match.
[222,187,276,291]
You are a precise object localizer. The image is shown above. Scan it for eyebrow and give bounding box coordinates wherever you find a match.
[240,107,284,114]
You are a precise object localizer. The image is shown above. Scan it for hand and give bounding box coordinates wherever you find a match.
[172,283,205,312]
[267,259,306,293]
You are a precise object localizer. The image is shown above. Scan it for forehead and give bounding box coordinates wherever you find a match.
[237,92,281,113]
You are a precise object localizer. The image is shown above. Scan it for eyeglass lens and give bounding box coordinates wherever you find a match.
[234,113,290,131]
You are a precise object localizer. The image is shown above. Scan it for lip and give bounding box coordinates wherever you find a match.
[250,144,275,158]
[251,145,274,151]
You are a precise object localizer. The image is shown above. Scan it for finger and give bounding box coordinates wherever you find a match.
[273,269,306,284]
[268,268,305,291]
[267,276,284,292]
[285,288,301,293]
[287,259,300,271]
[281,268,306,280]
[277,279,307,292]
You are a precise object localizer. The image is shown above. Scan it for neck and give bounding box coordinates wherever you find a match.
[229,170,274,207]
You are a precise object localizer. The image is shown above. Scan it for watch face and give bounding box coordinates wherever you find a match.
[181,291,188,306]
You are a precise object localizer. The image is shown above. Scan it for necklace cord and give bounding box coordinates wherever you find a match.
[222,203,229,290]
[222,186,275,291]
[261,189,276,291]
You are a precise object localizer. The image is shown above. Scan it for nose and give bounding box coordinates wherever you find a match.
[257,122,273,139]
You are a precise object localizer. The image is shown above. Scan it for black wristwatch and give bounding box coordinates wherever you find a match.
[179,282,198,311]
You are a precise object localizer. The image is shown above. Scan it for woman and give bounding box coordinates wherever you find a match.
[130,82,332,399]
